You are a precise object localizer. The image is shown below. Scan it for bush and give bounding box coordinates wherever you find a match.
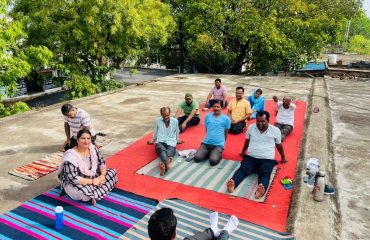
[0,102,30,118]
[348,35,370,54]
[97,80,124,92]
[64,75,98,99]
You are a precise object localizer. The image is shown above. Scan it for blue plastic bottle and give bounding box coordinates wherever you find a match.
[55,206,64,230]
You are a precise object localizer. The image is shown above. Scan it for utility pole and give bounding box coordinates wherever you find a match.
[344,20,351,49]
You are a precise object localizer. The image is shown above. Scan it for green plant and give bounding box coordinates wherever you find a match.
[130,68,139,76]
[64,75,98,99]
[348,35,370,54]
[0,102,30,118]
[97,80,124,92]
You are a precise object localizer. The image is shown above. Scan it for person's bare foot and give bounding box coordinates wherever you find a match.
[159,162,166,176]
[255,184,265,199]
[91,198,97,205]
[227,179,235,193]
[166,157,173,170]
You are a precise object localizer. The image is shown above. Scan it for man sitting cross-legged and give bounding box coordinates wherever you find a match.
[194,101,231,166]
[148,208,239,240]
[175,93,201,133]
[204,78,228,110]
[227,86,252,134]
[147,107,183,176]
[227,111,287,199]
[273,96,296,141]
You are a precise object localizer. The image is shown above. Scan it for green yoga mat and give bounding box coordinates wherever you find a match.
[136,155,277,202]
[121,199,294,240]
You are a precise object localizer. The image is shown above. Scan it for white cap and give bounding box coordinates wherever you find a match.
[306,158,319,170]
[55,206,63,213]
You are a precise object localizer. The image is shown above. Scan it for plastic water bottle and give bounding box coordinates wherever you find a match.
[313,171,326,202]
[55,206,64,230]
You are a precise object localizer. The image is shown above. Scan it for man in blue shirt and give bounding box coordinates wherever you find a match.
[147,107,183,176]
[194,101,231,166]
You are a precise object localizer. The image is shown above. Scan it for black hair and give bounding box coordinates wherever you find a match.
[236,86,244,92]
[256,110,270,121]
[256,88,263,94]
[160,107,171,115]
[215,78,221,83]
[76,129,92,140]
[61,103,74,115]
[212,100,222,106]
[148,208,177,240]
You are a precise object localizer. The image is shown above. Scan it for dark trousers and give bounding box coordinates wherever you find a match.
[206,99,228,109]
[64,135,97,151]
[229,121,246,134]
[178,116,200,133]
[194,143,223,166]
[231,155,277,191]
[184,228,229,240]
[274,123,293,141]
[155,142,176,165]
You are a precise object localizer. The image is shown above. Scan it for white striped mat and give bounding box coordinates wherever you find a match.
[136,155,277,202]
[120,199,295,240]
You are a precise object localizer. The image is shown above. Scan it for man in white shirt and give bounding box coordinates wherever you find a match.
[226,111,286,199]
[273,96,296,141]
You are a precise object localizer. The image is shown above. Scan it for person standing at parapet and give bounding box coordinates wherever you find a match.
[148,107,183,176]
[194,101,231,166]
[204,78,228,110]
[175,93,200,133]
[61,103,96,151]
[227,87,252,134]
[273,96,296,141]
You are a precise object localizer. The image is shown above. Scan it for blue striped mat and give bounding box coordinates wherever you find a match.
[0,188,157,240]
[137,155,277,202]
[121,199,295,240]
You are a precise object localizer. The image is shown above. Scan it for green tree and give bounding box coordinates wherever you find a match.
[159,0,361,74]
[12,0,175,83]
[0,0,53,99]
[0,0,30,98]
[348,13,370,39]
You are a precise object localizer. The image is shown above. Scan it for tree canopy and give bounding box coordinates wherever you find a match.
[1,0,364,101]
[11,0,175,83]
[159,0,362,74]
[0,0,53,98]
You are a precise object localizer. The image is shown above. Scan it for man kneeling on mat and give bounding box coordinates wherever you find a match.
[147,107,183,176]
[227,111,287,199]
[148,208,239,240]
[194,101,231,166]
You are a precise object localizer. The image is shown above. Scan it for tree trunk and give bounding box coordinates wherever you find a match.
[231,40,250,74]
[178,20,185,73]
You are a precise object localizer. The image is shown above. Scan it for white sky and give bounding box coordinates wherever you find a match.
[365,0,370,17]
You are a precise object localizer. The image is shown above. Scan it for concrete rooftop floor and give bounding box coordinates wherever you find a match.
[0,71,369,239]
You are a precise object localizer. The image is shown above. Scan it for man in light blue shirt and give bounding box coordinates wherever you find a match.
[194,101,231,166]
[227,111,286,199]
[147,107,183,176]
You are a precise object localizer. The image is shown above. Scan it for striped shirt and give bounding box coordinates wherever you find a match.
[64,108,96,139]
[152,117,179,147]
